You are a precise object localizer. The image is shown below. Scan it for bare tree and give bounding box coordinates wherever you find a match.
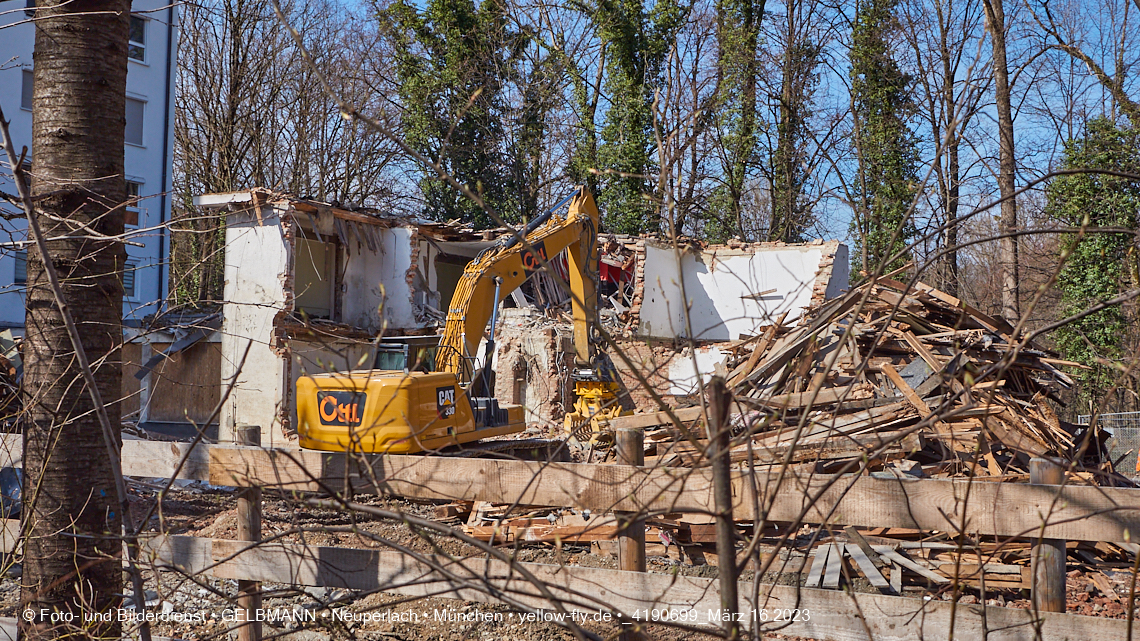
[982,0,1019,324]
[900,0,987,296]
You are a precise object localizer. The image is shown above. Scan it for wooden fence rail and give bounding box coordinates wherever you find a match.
[136,535,1127,641]
[1,438,1138,545]
[1,437,1137,640]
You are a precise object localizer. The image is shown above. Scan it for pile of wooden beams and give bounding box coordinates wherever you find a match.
[642,277,1130,485]
[798,526,1138,593]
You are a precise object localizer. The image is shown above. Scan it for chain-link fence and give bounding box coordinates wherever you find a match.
[1079,412,1140,479]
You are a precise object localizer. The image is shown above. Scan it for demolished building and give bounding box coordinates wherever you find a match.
[149,189,848,445]
[192,189,499,445]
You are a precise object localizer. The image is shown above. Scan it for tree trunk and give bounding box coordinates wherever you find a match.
[939,4,960,296]
[772,0,798,242]
[22,0,128,637]
[984,0,1019,324]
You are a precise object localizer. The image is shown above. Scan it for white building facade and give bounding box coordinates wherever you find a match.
[0,0,177,330]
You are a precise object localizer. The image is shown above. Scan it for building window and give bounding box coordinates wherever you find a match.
[13,251,26,287]
[20,70,32,111]
[24,0,34,17]
[123,262,136,298]
[126,181,141,226]
[295,237,337,319]
[125,98,144,146]
[128,15,146,62]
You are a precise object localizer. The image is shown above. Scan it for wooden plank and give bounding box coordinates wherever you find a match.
[607,406,704,430]
[727,314,784,387]
[1091,572,1120,601]
[6,441,1137,548]
[881,363,931,418]
[844,526,885,568]
[875,547,950,584]
[823,543,843,588]
[753,387,860,409]
[208,445,743,515]
[846,543,890,590]
[0,434,210,481]
[123,439,211,481]
[728,430,922,465]
[147,536,1129,641]
[803,544,828,588]
[206,446,1140,544]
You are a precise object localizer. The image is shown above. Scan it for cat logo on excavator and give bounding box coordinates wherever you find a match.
[436,385,456,419]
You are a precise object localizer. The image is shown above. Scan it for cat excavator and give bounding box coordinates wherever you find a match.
[296,187,627,454]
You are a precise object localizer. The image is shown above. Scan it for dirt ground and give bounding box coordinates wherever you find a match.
[1,482,1132,640]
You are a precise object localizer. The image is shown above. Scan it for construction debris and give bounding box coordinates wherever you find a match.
[635,276,1130,485]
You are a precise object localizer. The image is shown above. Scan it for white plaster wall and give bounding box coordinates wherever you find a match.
[638,242,848,341]
[220,207,290,446]
[341,226,418,331]
[668,346,728,396]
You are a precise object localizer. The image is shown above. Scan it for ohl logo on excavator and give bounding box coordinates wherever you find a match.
[317,391,364,427]
[519,241,548,272]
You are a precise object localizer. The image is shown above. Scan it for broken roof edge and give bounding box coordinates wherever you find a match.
[193,187,494,242]
[643,237,844,256]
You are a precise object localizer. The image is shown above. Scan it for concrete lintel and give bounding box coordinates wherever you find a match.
[193,191,254,207]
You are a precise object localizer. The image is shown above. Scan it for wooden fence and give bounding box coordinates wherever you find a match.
[0,436,1136,640]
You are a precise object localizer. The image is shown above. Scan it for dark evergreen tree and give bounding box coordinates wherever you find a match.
[386,0,524,228]
[768,0,820,243]
[849,0,917,276]
[712,0,763,242]
[589,0,686,235]
[1048,118,1140,411]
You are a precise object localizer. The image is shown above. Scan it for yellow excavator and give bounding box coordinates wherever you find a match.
[296,187,626,454]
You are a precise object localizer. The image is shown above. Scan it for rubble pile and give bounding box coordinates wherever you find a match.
[648,277,1129,485]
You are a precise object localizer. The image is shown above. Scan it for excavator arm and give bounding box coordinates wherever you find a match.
[438,187,600,382]
[437,186,624,436]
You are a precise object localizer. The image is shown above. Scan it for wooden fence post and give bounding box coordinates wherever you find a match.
[615,428,646,573]
[236,425,262,641]
[708,376,740,641]
[1030,457,1066,613]
[616,427,645,641]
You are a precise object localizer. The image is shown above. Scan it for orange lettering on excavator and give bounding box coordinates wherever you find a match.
[317,391,364,426]
[319,395,338,422]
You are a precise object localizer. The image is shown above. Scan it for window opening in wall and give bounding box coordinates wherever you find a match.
[126,181,142,226]
[295,236,337,320]
[123,261,136,298]
[128,15,146,62]
[125,98,145,146]
[24,0,34,17]
[13,251,26,287]
[20,70,33,111]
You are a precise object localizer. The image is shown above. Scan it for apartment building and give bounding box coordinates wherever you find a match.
[0,0,177,331]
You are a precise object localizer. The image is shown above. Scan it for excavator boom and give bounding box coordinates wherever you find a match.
[438,188,600,381]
